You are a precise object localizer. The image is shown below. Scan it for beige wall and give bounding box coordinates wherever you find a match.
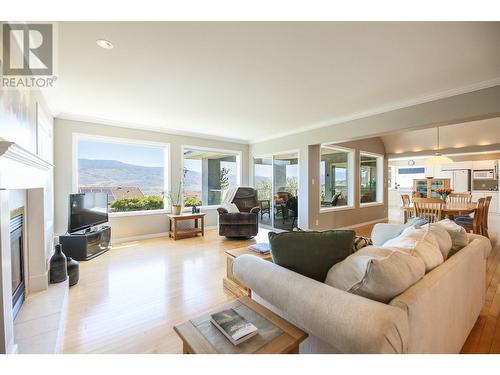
[381,117,500,155]
[309,138,388,230]
[53,118,249,241]
[249,85,500,229]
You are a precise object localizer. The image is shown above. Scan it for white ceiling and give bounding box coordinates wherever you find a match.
[381,117,500,155]
[44,22,500,144]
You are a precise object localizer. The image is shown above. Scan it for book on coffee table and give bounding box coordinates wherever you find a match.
[248,243,270,254]
[210,308,258,345]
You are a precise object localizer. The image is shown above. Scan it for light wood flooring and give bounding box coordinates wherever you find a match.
[62,219,500,354]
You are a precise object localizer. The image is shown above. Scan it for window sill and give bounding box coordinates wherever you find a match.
[182,205,219,212]
[109,209,170,218]
[320,205,355,213]
[359,202,384,208]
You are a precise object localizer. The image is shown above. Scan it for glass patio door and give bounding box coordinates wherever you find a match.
[273,152,299,230]
[253,152,299,230]
[253,157,273,227]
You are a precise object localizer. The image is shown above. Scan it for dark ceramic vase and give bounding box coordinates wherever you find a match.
[66,256,80,286]
[49,244,68,283]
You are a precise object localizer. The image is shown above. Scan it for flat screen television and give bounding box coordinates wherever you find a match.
[68,193,109,233]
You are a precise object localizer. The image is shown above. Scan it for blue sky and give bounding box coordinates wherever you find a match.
[78,139,165,167]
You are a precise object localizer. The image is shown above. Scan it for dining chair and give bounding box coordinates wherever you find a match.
[448,192,472,204]
[481,196,492,238]
[401,194,411,206]
[455,197,486,236]
[413,197,443,223]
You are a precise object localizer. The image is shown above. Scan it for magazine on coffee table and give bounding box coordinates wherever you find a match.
[210,309,258,345]
[248,242,271,254]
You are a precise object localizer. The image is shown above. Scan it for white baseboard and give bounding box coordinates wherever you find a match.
[113,226,219,244]
[338,217,388,230]
[112,231,170,244]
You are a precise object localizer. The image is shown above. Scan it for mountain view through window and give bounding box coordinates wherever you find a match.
[77,139,166,212]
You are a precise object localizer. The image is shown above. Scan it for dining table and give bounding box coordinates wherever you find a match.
[401,201,477,223]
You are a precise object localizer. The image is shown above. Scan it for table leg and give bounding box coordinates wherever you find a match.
[169,218,172,238]
[173,219,177,240]
[201,216,204,236]
[287,345,299,354]
[194,218,198,229]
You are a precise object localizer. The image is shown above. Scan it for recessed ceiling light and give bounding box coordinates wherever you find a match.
[96,39,114,50]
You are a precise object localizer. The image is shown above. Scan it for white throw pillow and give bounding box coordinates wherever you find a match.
[421,223,453,260]
[383,225,444,272]
[433,219,469,254]
[325,246,426,303]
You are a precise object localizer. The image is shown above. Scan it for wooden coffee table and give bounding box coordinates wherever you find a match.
[174,296,307,354]
[223,247,272,297]
[167,212,206,240]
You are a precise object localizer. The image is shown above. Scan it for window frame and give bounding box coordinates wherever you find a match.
[359,150,384,207]
[319,144,355,213]
[181,144,242,210]
[72,133,171,217]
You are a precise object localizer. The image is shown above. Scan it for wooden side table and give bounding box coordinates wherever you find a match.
[167,213,206,240]
[223,247,272,297]
[174,296,307,354]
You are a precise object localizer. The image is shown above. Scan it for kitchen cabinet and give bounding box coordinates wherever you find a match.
[472,160,495,169]
[440,161,473,171]
[413,178,451,198]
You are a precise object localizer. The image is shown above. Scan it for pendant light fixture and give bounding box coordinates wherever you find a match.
[425,127,453,165]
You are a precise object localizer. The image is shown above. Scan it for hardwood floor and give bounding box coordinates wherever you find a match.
[63,218,500,354]
[62,230,268,354]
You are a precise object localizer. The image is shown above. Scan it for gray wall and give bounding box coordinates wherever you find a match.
[53,118,249,241]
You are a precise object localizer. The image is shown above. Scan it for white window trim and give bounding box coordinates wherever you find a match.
[72,133,171,216]
[319,144,355,212]
[181,144,242,210]
[359,150,384,207]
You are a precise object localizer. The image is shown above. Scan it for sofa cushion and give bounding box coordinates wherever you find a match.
[433,219,469,256]
[371,217,429,245]
[383,226,444,272]
[420,223,453,260]
[268,230,355,282]
[325,246,426,303]
[218,212,257,225]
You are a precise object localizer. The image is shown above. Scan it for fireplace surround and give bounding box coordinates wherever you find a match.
[10,211,25,320]
[0,140,54,353]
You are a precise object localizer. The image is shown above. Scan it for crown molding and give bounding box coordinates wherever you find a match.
[249,78,500,144]
[54,113,250,145]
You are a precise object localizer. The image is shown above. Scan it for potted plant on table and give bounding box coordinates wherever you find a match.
[167,172,184,215]
[436,188,453,203]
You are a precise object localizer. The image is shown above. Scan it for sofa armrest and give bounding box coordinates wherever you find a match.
[250,206,260,214]
[233,255,409,353]
[217,207,228,214]
[467,233,492,259]
[371,223,404,246]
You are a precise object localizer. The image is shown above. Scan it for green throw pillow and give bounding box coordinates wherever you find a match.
[268,230,356,282]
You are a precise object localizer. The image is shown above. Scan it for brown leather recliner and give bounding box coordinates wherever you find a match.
[217,187,260,238]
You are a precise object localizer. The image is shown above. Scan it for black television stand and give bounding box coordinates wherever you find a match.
[59,225,111,261]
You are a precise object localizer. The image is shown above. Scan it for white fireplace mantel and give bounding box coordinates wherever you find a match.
[0,139,54,354]
[0,140,53,190]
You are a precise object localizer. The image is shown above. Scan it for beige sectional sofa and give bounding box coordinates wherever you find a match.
[233,224,492,353]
